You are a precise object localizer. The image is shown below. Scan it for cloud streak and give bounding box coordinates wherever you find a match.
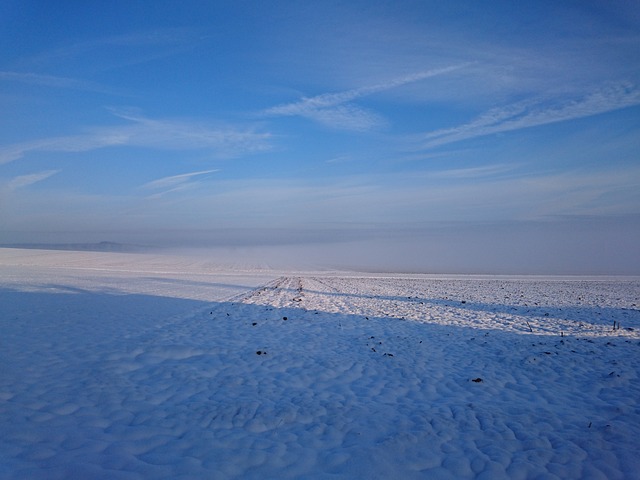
[0,71,118,94]
[5,170,59,191]
[0,110,272,164]
[425,163,518,180]
[420,82,640,148]
[16,28,200,71]
[142,169,219,190]
[141,169,219,198]
[264,64,470,130]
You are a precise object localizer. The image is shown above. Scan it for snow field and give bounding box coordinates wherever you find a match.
[239,276,640,479]
[1,249,639,479]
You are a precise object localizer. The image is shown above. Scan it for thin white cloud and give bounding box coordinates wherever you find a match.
[263,64,470,130]
[106,108,272,152]
[0,71,117,94]
[326,154,354,164]
[140,169,220,199]
[266,66,468,114]
[0,133,131,165]
[144,184,194,199]
[421,82,640,148]
[0,111,272,164]
[17,28,199,70]
[302,104,386,131]
[426,163,517,180]
[142,169,219,191]
[6,170,59,191]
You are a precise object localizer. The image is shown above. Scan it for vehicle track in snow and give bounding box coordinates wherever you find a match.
[242,275,640,339]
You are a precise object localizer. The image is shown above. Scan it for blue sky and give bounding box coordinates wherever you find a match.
[1,0,639,273]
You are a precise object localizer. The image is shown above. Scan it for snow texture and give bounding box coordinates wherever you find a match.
[1,249,639,479]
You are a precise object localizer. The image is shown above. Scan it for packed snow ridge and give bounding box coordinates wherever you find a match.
[1,249,639,479]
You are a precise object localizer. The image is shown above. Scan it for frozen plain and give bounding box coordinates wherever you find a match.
[1,248,639,479]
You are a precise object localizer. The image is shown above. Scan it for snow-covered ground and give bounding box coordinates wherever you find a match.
[1,249,639,479]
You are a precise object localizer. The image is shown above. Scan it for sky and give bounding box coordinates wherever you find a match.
[1,0,639,274]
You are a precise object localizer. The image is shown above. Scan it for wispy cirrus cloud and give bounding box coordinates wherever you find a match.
[5,170,59,191]
[16,28,200,71]
[420,82,640,149]
[0,71,118,94]
[426,163,518,180]
[263,64,470,130]
[141,169,219,198]
[142,169,219,190]
[106,108,273,153]
[0,109,272,164]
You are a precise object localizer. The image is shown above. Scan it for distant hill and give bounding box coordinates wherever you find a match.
[0,241,151,253]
